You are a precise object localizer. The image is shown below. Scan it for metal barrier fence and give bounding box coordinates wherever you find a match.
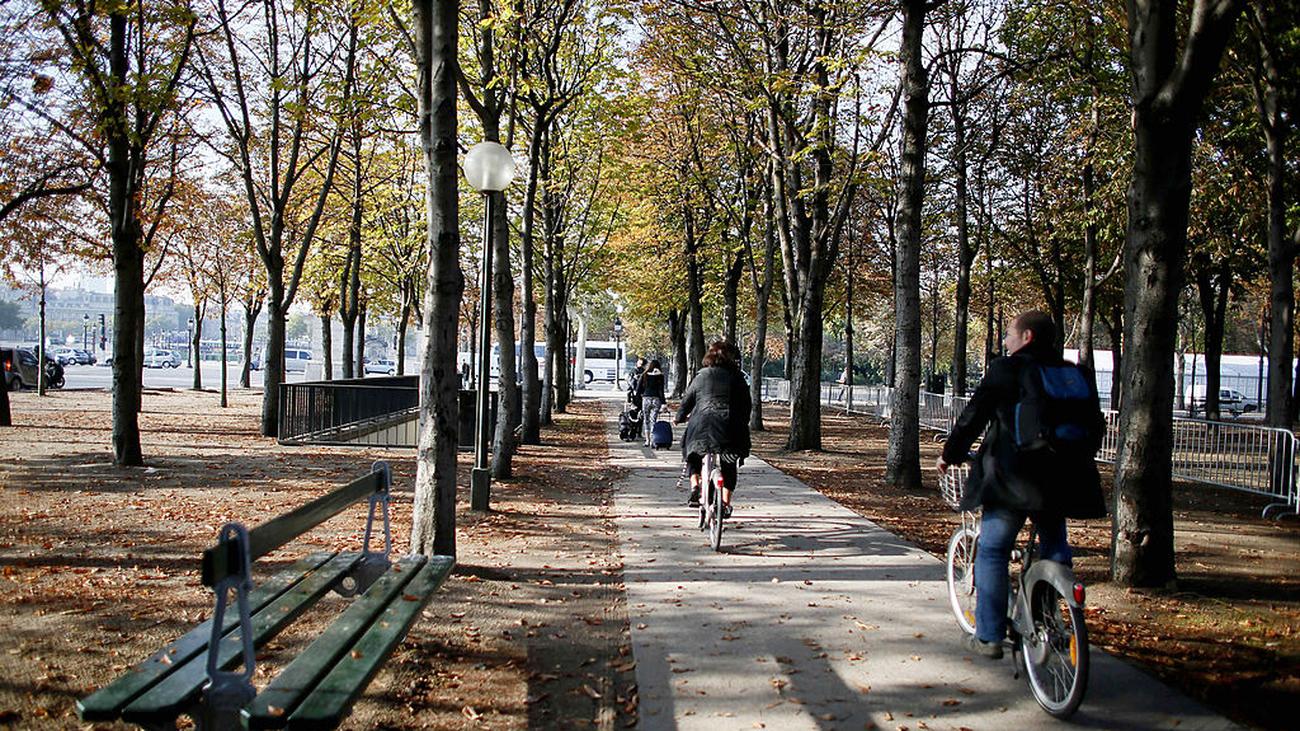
[1096,411,1297,518]
[279,376,420,447]
[279,377,495,449]
[761,378,1298,517]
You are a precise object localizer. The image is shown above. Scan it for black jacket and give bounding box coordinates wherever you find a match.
[942,344,1107,518]
[636,368,665,400]
[676,365,752,461]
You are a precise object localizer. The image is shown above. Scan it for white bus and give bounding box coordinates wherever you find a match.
[468,341,629,384]
[575,340,628,384]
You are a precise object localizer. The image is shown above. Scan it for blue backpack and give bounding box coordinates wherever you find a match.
[1013,362,1099,454]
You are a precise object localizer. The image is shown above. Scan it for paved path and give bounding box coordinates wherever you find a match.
[604,398,1239,730]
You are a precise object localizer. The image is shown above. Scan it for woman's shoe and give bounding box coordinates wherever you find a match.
[721,504,732,520]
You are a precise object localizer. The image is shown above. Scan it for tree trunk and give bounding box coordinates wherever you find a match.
[519,127,545,444]
[723,250,744,345]
[397,302,409,376]
[542,253,559,426]
[950,104,974,396]
[1112,0,1242,588]
[411,0,462,558]
[1254,4,1293,427]
[884,0,929,489]
[321,313,333,380]
[748,185,778,430]
[241,300,259,389]
[491,189,518,477]
[1195,262,1231,420]
[1107,303,1123,411]
[685,210,706,379]
[220,299,229,407]
[340,243,360,379]
[556,307,571,411]
[108,12,142,465]
[669,308,687,397]
[262,277,286,437]
[787,285,826,450]
[356,301,367,376]
[38,277,47,396]
[191,302,204,390]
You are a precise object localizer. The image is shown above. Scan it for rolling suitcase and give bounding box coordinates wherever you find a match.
[651,419,673,449]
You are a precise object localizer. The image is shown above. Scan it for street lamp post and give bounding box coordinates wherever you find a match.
[83,314,89,352]
[613,317,623,389]
[187,318,194,368]
[463,140,516,512]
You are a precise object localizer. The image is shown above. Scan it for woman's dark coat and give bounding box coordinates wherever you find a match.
[636,368,665,400]
[941,343,1107,519]
[676,365,752,462]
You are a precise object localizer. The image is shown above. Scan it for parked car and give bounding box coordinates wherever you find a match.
[143,349,181,368]
[50,346,79,365]
[1,347,63,390]
[73,349,96,365]
[2,347,39,390]
[1190,387,1257,416]
[364,358,397,376]
[249,348,312,373]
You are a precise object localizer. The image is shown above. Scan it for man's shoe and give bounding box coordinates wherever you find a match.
[721,504,732,520]
[687,488,701,507]
[962,633,1004,659]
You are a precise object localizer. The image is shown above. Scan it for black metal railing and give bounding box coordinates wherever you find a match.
[278,377,495,449]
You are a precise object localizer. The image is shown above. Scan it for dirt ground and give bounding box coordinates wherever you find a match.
[3,389,1299,731]
[0,388,634,730]
[749,404,1300,731]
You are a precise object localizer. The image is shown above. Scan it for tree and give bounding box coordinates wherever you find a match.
[410,0,463,557]
[1239,4,1299,426]
[35,0,197,464]
[197,0,355,436]
[1113,0,1244,588]
[460,0,520,477]
[885,0,931,489]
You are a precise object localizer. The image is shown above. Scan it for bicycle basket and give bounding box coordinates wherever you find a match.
[939,461,972,511]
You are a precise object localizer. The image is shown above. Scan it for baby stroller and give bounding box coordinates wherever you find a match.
[619,400,643,442]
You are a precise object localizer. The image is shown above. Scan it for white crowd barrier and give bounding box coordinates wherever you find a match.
[760,378,1298,518]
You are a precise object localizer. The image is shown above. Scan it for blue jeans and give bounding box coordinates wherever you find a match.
[974,508,1071,643]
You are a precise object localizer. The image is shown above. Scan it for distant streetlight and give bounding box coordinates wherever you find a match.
[82,314,89,352]
[187,318,195,368]
[463,141,516,512]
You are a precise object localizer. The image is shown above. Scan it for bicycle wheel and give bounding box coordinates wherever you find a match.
[945,526,978,635]
[709,468,724,551]
[1021,580,1089,718]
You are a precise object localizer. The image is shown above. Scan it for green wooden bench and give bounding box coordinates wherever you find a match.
[77,461,454,730]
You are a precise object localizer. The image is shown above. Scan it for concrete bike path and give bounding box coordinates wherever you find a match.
[603,400,1240,731]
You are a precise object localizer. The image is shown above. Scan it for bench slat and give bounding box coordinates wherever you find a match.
[285,556,455,730]
[203,470,384,586]
[76,552,336,722]
[121,551,363,726]
[243,556,427,729]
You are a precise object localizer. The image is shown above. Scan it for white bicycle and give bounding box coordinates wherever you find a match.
[940,458,1090,718]
[694,452,726,551]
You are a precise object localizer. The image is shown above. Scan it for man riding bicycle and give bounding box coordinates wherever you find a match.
[677,341,751,517]
[936,311,1106,659]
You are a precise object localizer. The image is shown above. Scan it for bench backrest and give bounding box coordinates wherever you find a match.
[202,464,390,587]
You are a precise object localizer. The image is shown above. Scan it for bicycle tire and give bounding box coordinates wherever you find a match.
[1022,580,1089,718]
[945,526,978,635]
[709,468,724,551]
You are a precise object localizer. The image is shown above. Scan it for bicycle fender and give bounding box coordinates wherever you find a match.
[1023,560,1083,608]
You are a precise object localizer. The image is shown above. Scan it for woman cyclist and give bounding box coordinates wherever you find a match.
[676,341,751,516]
